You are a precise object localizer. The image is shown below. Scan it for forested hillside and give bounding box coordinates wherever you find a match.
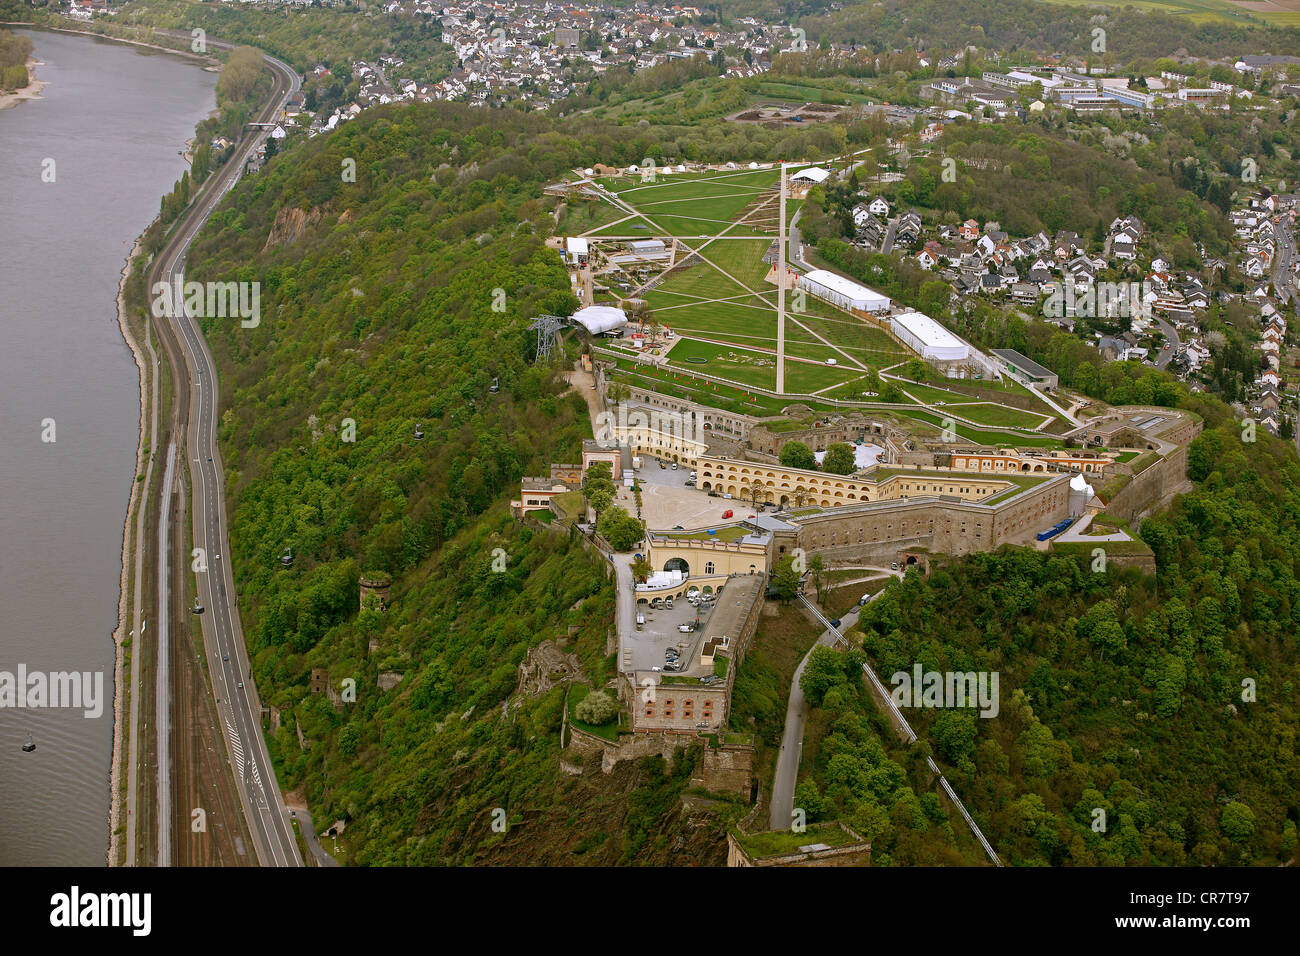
[180,102,790,863]
[842,406,1300,865]
[799,0,1300,58]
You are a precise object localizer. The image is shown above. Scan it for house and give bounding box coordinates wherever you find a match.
[895,210,923,246]
[1111,232,1137,260]
[959,219,980,241]
[857,215,885,246]
[1010,282,1040,306]
[868,197,890,217]
[915,250,938,270]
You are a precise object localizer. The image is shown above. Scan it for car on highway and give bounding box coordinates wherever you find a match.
[237,681,244,689]
[721,509,733,519]
[222,654,229,662]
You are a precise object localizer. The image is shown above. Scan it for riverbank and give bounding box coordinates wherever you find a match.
[0,55,47,111]
[0,20,220,73]
[108,233,155,867]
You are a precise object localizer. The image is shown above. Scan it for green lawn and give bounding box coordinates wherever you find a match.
[568,684,627,742]
[733,823,857,858]
[901,409,1064,449]
[940,402,1053,430]
[660,526,750,542]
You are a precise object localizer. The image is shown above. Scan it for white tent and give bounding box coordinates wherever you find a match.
[791,166,830,184]
[571,305,627,335]
[890,312,970,361]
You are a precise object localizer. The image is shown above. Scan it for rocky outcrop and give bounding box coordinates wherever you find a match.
[263,204,325,250]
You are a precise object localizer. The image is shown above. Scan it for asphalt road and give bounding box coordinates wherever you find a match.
[1153,316,1180,370]
[768,585,890,830]
[1274,212,1296,306]
[149,33,304,867]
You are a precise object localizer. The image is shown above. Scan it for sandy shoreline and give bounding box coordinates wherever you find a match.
[0,55,48,111]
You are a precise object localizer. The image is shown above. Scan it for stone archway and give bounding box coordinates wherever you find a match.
[664,557,690,575]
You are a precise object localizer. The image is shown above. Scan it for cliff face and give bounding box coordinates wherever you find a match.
[262,204,325,250]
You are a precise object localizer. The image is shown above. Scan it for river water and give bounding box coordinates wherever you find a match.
[0,27,215,866]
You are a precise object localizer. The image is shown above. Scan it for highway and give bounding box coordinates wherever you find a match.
[145,33,304,867]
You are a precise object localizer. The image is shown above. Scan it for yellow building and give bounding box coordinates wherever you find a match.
[696,456,1013,509]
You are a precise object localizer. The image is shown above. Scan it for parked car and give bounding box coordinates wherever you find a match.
[677,624,693,633]
[671,462,678,470]
[829,619,841,629]
[722,509,733,519]
[891,562,899,570]
[659,461,666,469]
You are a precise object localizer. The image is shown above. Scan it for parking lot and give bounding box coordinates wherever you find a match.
[613,456,761,531]
[626,590,722,676]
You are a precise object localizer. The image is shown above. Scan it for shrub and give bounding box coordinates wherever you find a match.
[575,690,618,725]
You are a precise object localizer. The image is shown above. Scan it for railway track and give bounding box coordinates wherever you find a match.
[128,31,300,866]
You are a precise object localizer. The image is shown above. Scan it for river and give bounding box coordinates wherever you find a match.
[0,26,216,866]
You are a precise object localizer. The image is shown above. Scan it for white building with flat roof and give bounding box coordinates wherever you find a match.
[890,311,970,361]
[798,269,891,312]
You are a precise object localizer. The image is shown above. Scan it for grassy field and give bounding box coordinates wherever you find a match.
[938,402,1053,430]
[575,163,1069,439]
[897,409,1065,449]
[1032,0,1299,27]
